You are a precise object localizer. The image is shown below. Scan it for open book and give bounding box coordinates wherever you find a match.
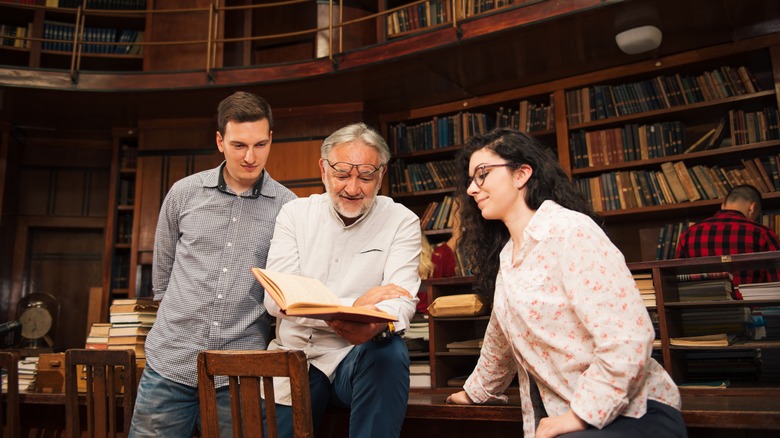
[251,268,397,323]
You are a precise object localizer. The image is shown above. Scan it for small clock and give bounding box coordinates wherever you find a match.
[16,293,58,349]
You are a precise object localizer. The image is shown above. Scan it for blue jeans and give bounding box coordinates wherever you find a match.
[269,336,410,438]
[129,365,233,438]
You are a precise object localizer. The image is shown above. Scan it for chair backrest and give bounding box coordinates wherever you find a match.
[0,351,19,438]
[65,348,137,438]
[197,350,313,438]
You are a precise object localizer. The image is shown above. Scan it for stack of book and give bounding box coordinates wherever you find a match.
[633,272,656,307]
[737,281,780,301]
[85,322,112,350]
[670,333,734,347]
[676,272,733,301]
[409,361,431,389]
[108,298,158,367]
[684,349,761,382]
[446,338,483,354]
[679,307,751,337]
[17,356,38,392]
[403,315,429,354]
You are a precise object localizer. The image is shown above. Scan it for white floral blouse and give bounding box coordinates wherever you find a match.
[464,200,680,437]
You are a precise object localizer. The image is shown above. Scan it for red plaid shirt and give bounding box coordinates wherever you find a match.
[675,209,780,287]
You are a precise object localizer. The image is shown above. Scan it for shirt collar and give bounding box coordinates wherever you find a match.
[211,161,266,199]
[715,209,748,219]
[524,200,559,242]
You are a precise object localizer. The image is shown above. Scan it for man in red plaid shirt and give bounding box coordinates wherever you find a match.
[675,184,780,293]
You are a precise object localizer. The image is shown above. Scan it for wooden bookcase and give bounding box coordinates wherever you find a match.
[101,127,139,316]
[628,251,780,394]
[0,0,148,71]
[381,36,780,390]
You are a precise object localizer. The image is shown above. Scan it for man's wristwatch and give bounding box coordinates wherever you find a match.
[372,321,398,343]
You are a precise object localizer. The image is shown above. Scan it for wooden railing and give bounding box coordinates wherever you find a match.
[0,0,524,82]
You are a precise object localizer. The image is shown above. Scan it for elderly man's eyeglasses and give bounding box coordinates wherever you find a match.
[324,159,383,176]
[468,163,521,187]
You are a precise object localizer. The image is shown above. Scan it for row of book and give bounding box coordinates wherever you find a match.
[120,143,138,169]
[390,159,457,194]
[457,0,514,18]
[420,195,456,231]
[655,221,692,261]
[386,0,450,37]
[388,111,493,153]
[41,21,144,55]
[569,121,687,168]
[570,106,780,169]
[46,0,147,9]
[495,98,555,133]
[110,254,130,289]
[0,23,30,48]
[576,155,780,213]
[565,65,763,124]
[118,177,135,206]
[729,107,780,146]
[115,211,133,244]
[388,99,553,153]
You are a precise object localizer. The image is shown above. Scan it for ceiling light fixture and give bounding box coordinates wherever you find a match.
[615,25,663,55]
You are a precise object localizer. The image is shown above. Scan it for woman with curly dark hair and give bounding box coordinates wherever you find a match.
[446,128,685,438]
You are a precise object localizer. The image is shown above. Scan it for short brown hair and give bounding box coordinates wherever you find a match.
[217,91,273,136]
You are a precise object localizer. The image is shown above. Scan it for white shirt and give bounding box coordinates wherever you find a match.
[464,201,680,436]
[265,193,421,404]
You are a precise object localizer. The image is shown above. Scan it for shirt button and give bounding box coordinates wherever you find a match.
[227,242,232,247]
[222,267,228,273]
[213,321,219,326]
[232,217,237,222]
[217,294,223,299]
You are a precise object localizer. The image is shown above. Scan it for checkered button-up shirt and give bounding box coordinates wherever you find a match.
[675,209,780,287]
[144,163,296,387]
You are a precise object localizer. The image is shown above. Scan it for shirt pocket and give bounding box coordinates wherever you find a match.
[347,248,387,286]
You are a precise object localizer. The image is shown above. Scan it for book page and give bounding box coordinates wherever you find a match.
[252,268,341,308]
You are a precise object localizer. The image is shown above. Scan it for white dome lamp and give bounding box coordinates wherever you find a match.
[615,25,663,55]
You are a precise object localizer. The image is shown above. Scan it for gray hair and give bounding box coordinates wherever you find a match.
[320,123,391,165]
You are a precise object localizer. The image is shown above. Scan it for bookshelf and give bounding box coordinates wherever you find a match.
[0,0,147,71]
[379,37,780,390]
[101,127,139,319]
[629,251,780,393]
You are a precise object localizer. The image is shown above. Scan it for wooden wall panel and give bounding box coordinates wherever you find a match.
[52,171,87,217]
[266,139,322,181]
[19,170,51,216]
[26,226,103,350]
[88,170,110,217]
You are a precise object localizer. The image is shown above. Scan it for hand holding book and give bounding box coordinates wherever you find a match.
[251,268,398,323]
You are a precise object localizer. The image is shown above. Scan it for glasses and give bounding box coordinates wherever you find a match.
[324,159,383,176]
[468,163,521,187]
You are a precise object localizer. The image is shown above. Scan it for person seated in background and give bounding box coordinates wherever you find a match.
[445,128,685,438]
[675,184,780,293]
[264,122,421,438]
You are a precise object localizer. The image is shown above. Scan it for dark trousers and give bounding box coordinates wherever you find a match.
[270,336,410,438]
[559,400,687,438]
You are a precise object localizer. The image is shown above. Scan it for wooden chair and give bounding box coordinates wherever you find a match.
[65,348,137,438]
[0,351,19,438]
[197,350,313,438]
